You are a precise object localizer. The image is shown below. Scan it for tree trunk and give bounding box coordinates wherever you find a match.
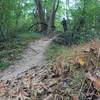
[66,0,70,31]
[34,0,47,32]
[47,0,59,34]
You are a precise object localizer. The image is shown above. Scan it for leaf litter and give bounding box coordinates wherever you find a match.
[0,40,100,100]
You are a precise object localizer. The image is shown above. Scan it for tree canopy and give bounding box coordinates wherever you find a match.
[0,0,100,41]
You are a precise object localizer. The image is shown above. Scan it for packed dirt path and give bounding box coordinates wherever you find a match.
[0,38,52,81]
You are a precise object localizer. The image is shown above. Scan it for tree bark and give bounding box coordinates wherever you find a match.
[66,0,70,31]
[34,0,47,32]
[47,0,59,34]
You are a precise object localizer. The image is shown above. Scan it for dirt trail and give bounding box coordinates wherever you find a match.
[0,38,52,80]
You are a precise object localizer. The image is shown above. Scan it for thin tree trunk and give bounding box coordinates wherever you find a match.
[66,0,70,31]
[47,0,59,34]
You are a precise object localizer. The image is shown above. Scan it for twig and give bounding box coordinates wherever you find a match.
[29,47,39,54]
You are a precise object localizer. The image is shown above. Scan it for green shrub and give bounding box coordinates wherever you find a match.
[54,32,82,46]
[0,61,10,70]
[54,31,95,46]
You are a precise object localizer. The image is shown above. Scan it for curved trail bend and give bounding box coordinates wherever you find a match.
[0,38,52,80]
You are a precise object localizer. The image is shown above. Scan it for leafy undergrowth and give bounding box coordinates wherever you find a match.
[0,32,42,70]
[46,42,85,62]
[18,32,43,42]
[53,32,95,46]
[45,39,100,99]
[0,39,99,100]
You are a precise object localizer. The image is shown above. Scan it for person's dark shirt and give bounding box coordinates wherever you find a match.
[61,19,67,26]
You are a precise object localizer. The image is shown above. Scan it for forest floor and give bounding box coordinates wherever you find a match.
[0,37,99,100]
[0,37,52,80]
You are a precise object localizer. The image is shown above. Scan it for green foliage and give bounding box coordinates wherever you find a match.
[46,43,64,61]
[18,32,42,41]
[0,41,24,70]
[69,0,100,33]
[53,31,96,46]
[0,61,10,70]
[53,32,81,46]
[0,0,34,41]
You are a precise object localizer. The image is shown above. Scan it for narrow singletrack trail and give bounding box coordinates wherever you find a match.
[0,38,52,80]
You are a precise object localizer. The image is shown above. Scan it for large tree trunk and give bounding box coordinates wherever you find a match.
[47,0,59,34]
[34,0,47,32]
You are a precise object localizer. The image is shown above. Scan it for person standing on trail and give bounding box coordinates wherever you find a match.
[61,18,67,32]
